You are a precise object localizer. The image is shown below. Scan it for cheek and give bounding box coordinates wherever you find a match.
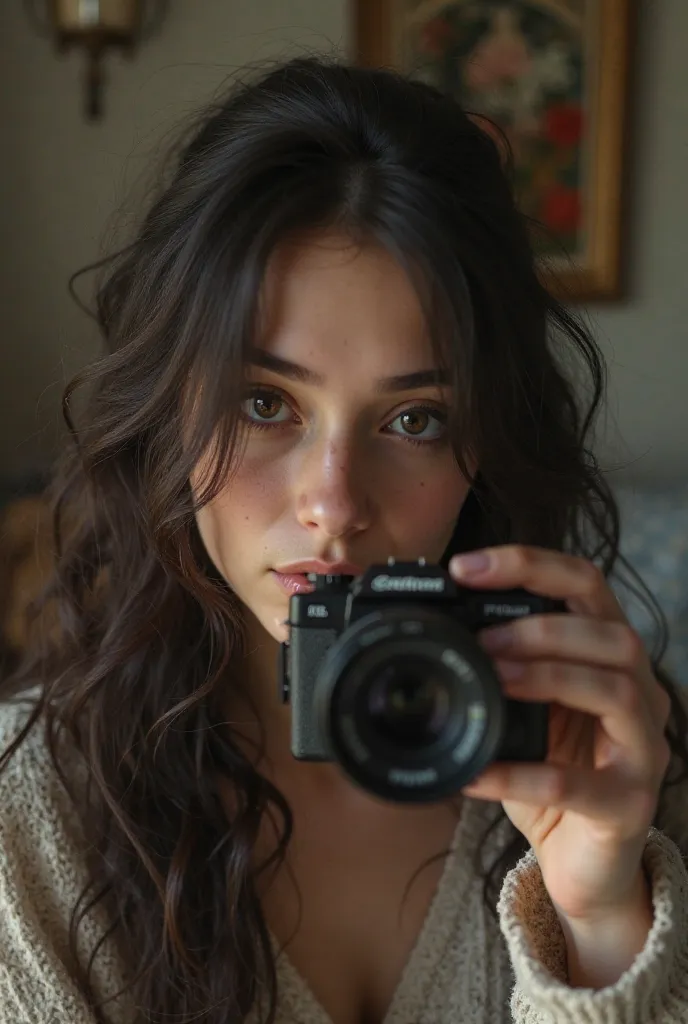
[386,461,471,544]
[203,443,291,522]
[193,455,289,575]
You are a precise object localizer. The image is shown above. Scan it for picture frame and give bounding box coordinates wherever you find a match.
[355,1,634,301]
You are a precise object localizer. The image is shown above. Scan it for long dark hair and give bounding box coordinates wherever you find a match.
[3,55,687,1024]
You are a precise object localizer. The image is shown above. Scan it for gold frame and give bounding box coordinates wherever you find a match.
[355,0,634,302]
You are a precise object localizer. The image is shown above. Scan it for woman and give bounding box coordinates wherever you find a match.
[1,56,687,1024]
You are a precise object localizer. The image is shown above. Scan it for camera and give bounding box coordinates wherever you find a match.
[278,559,565,804]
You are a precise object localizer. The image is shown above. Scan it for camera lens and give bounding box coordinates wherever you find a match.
[365,656,452,749]
[317,607,507,803]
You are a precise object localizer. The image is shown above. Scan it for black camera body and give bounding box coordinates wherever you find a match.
[279,559,565,803]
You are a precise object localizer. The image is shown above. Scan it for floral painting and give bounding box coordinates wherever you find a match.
[356,0,632,297]
[395,0,589,261]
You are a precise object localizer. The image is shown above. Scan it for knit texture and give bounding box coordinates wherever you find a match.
[1,692,687,1024]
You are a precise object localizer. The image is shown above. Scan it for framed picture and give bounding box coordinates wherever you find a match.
[355,1,634,301]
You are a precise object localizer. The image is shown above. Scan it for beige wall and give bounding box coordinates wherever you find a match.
[589,0,688,487]
[0,1,686,486]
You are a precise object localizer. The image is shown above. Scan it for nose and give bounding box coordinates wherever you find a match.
[295,436,373,540]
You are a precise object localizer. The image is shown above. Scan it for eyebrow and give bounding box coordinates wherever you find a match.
[249,349,450,392]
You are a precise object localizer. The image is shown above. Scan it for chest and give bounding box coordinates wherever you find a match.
[254,802,460,1024]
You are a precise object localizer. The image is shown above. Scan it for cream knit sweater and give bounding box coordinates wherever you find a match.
[1,692,688,1024]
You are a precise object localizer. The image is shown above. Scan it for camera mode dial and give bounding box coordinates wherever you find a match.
[307,572,349,592]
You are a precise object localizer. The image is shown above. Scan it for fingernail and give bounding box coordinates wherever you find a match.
[450,552,491,577]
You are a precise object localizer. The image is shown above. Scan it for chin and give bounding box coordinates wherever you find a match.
[270,615,289,644]
[239,592,287,646]
[253,605,289,645]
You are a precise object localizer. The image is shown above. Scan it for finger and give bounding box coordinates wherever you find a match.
[479,613,645,675]
[461,761,660,831]
[485,616,663,727]
[449,545,624,622]
[449,544,663,721]
[495,659,659,770]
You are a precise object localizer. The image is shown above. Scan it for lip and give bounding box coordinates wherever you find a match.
[271,560,364,598]
[274,559,364,577]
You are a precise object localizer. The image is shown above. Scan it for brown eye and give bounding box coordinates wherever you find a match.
[241,389,291,424]
[400,410,429,435]
[387,406,447,443]
[253,394,282,419]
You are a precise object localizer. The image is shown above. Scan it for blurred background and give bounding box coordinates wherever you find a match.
[0,0,686,680]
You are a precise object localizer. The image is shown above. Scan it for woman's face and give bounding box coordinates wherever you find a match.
[194,230,473,645]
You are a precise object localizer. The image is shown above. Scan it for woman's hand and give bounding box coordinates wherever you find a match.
[449,545,672,938]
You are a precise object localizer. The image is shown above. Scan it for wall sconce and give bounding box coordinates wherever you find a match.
[25,1,170,121]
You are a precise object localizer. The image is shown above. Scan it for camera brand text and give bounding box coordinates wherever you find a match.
[371,574,445,593]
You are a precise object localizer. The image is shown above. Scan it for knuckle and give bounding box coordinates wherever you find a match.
[507,544,534,571]
[617,623,646,671]
[528,613,557,645]
[581,558,605,594]
[610,671,643,715]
